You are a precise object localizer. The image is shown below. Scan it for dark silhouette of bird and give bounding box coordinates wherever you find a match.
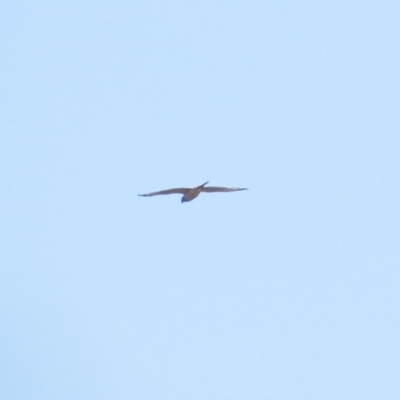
[138,181,248,203]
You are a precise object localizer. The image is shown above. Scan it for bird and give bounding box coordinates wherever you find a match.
[138,181,248,203]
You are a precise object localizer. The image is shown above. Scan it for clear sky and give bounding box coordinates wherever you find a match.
[1,2,399,399]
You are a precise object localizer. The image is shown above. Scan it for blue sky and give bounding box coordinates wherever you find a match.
[1,2,399,399]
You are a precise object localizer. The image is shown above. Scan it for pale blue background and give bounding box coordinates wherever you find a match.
[1,2,399,399]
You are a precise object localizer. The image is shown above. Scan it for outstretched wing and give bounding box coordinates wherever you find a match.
[201,186,248,193]
[138,187,189,197]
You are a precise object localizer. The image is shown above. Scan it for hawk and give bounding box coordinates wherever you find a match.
[138,181,248,203]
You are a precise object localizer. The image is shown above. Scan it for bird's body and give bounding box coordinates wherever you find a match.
[138,181,248,203]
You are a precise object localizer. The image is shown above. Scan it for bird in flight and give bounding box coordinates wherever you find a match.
[138,181,248,203]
